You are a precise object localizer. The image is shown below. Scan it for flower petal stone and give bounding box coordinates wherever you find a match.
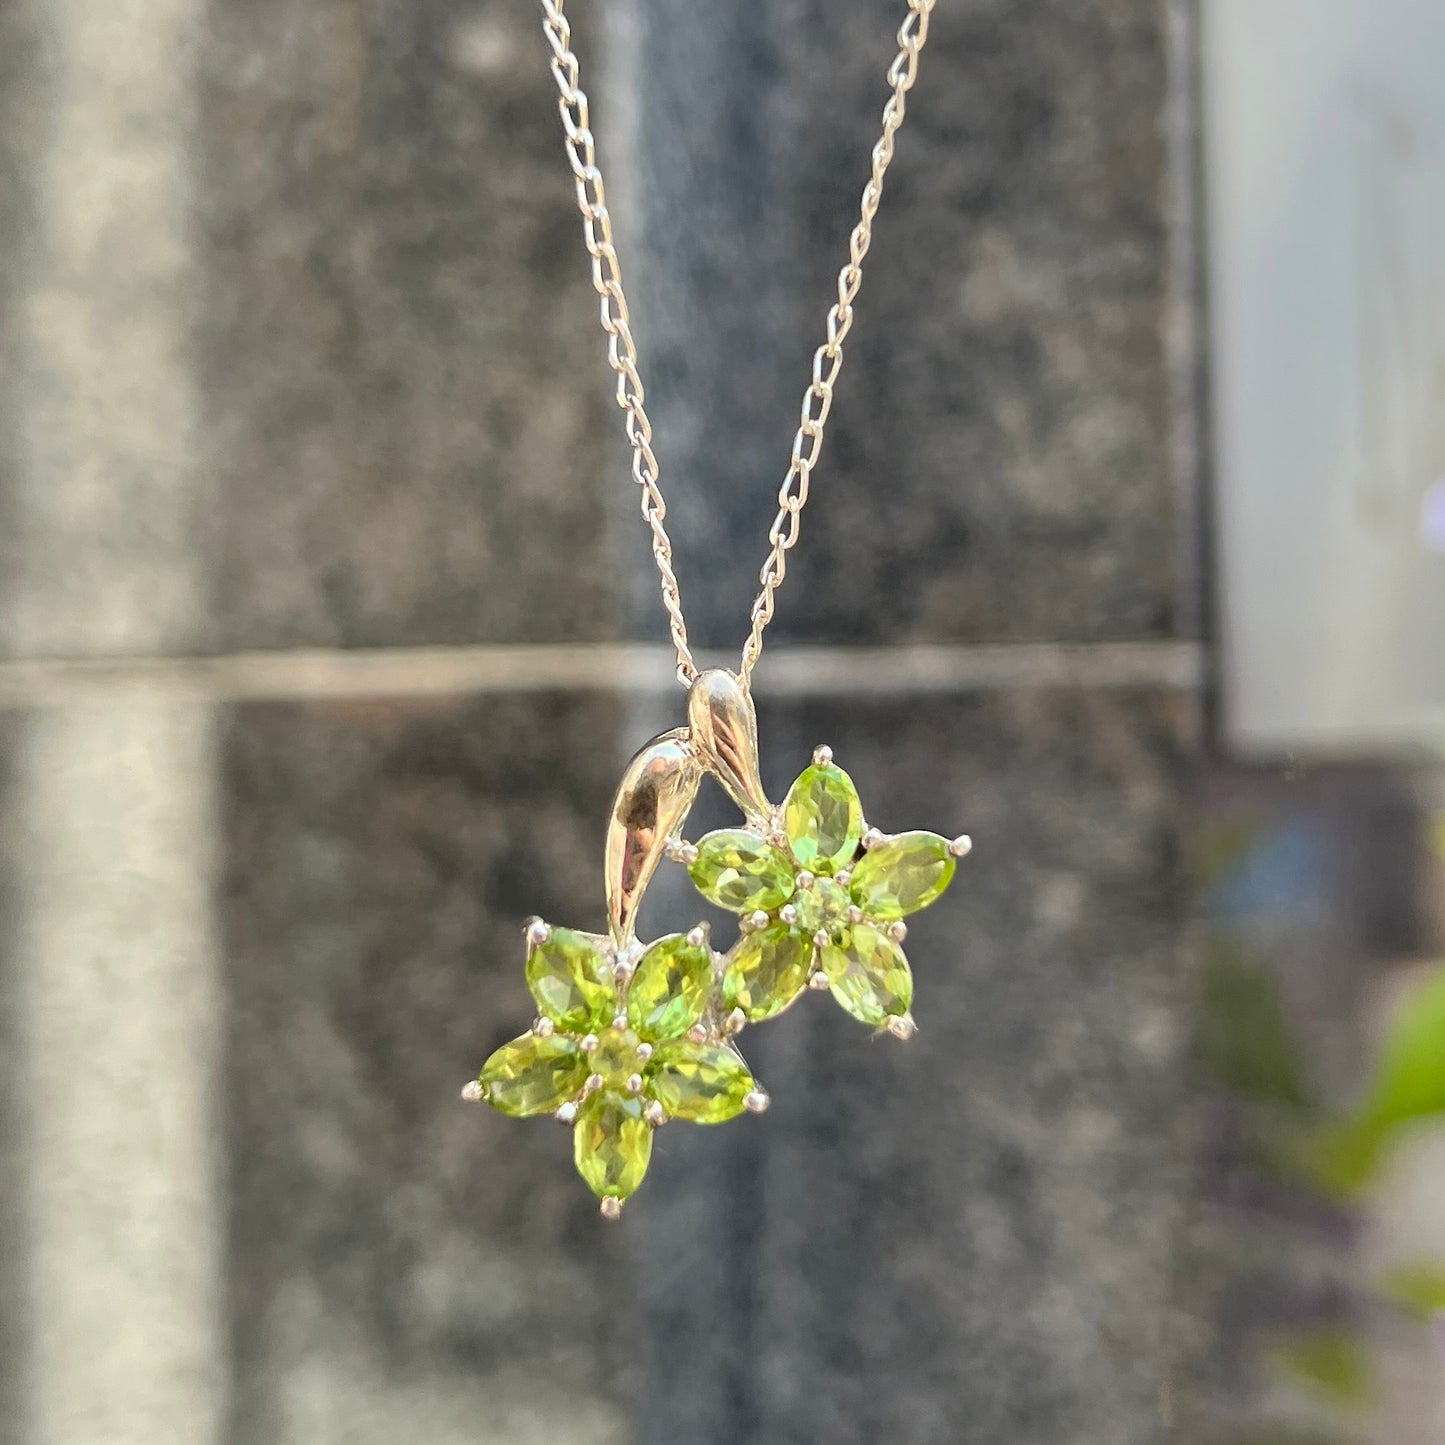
[627,933,713,1042]
[782,762,863,875]
[689,831,795,913]
[525,927,616,1031]
[820,924,914,1027]
[478,1032,588,1117]
[722,923,813,1022]
[574,1090,653,1201]
[848,831,957,919]
[646,1041,755,1124]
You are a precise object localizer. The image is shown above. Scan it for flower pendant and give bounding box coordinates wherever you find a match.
[467,670,971,1216]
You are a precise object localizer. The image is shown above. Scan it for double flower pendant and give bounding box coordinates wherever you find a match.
[464,670,972,1218]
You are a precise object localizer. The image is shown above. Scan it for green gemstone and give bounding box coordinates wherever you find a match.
[574,1090,653,1201]
[479,1032,588,1117]
[782,762,863,875]
[790,877,852,941]
[849,832,957,920]
[647,1041,755,1124]
[627,934,713,1042]
[820,924,914,1027]
[525,927,616,1031]
[689,831,795,913]
[588,1025,643,1088]
[722,924,813,1022]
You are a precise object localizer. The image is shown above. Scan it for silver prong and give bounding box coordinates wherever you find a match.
[585,1072,605,1093]
[581,1034,599,1054]
[525,917,550,947]
[744,1089,771,1114]
[847,905,865,924]
[555,1101,578,1125]
[626,1073,644,1094]
[779,903,798,925]
[749,909,771,932]
[795,871,815,891]
[686,924,708,948]
[809,970,831,991]
[885,1014,917,1041]
[612,1013,629,1031]
[725,1007,747,1036]
[949,834,973,859]
[812,744,834,767]
[600,1196,623,1221]
[862,828,889,851]
[678,842,699,867]
[813,929,830,949]
[834,869,851,887]
[461,1080,484,1102]
[888,921,908,943]
[635,1041,653,1063]
[533,1016,555,1038]
[770,829,789,850]
[687,1023,709,1045]
[644,1100,667,1127]
[613,960,635,986]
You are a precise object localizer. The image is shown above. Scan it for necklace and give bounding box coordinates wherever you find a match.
[465,0,971,1219]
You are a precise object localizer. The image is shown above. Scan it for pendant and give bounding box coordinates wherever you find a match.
[465,670,972,1217]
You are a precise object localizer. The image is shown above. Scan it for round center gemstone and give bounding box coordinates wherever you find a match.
[589,1026,642,1086]
[790,877,851,941]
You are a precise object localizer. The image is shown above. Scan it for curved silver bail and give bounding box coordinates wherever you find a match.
[605,728,703,948]
[687,668,773,826]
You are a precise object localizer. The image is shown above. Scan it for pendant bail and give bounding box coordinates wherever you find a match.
[686,668,773,826]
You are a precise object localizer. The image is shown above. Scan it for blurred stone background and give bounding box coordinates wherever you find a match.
[9,1,1433,1444]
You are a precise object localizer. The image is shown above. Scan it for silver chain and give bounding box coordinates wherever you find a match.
[539,0,937,689]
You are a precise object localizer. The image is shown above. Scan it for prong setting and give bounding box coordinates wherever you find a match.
[812,744,834,767]
[808,970,831,991]
[586,1072,605,1093]
[725,1007,747,1036]
[555,1101,579,1125]
[644,1100,667,1127]
[888,921,908,943]
[813,929,830,949]
[795,871,815,891]
[636,1042,653,1063]
[862,828,889,852]
[600,1196,623,1221]
[525,917,551,947]
[581,1034,599,1054]
[885,1015,917,1041]
[686,925,708,948]
[626,1073,644,1094]
[847,904,864,924]
[779,903,798,925]
[686,1023,708,1044]
[533,1016,555,1038]
[744,1089,770,1114]
[749,909,771,932]
[461,1080,484,1102]
[949,834,973,859]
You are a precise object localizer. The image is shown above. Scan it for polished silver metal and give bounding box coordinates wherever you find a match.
[949,834,974,858]
[748,909,771,932]
[534,1016,555,1038]
[644,1100,668,1127]
[809,970,832,992]
[888,921,908,943]
[555,1101,579,1125]
[581,1034,599,1054]
[461,1080,484,1102]
[539,0,938,687]
[686,1023,708,1045]
[847,905,865,925]
[611,1013,629,1031]
[835,869,851,887]
[526,918,551,946]
[635,1041,654,1063]
[795,871,815,891]
[686,669,772,822]
[600,1197,623,1221]
[686,924,708,948]
[626,1073,644,1094]
[604,728,703,946]
[744,1090,771,1114]
[725,1007,747,1036]
[813,929,830,949]
[585,1071,605,1092]
[779,904,798,925]
[885,1016,917,1040]
[862,827,890,851]
[812,744,834,766]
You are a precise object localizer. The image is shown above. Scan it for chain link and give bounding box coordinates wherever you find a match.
[538,0,936,689]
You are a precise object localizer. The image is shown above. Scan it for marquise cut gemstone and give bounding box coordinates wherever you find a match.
[689,831,794,912]
[849,831,956,919]
[479,1032,588,1117]
[820,924,913,1027]
[525,927,615,1031]
[722,924,812,1021]
[782,762,863,875]
[574,1090,653,1200]
[647,1041,754,1123]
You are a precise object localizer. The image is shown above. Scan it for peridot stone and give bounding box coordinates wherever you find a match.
[820,924,913,1027]
[525,927,615,1031]
[723,924,812,1022]
[849,831,956,919]
[647,1041,755,1124]
[479,1032,588,1117]
[790,877,852,941]
[574,1090,653,1200]
[588,1025,643,1088]
[627,933,713,1042]
[782,762,862,875]
[689,831,794,912]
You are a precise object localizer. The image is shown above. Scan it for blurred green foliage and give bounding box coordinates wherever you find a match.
[1268,1327,1377,1409]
